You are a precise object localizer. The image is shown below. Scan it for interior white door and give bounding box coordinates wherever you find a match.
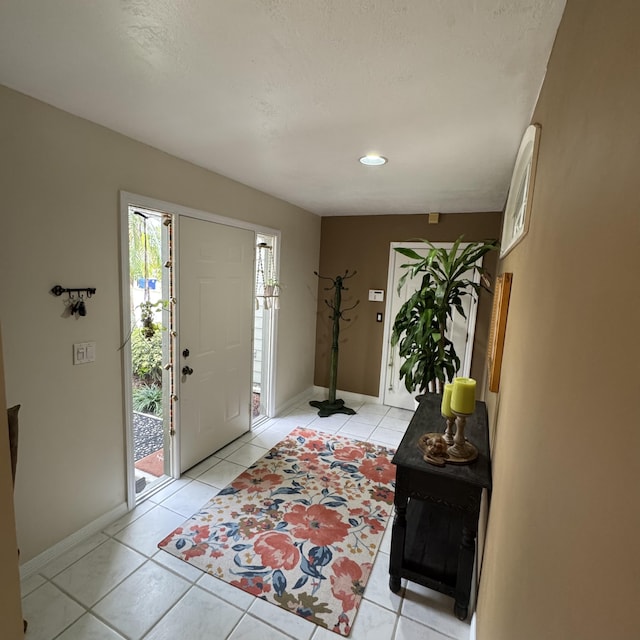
[178,216,254,472]
[382,243,481,410]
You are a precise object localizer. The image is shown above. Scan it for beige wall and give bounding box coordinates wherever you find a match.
[314,213,501,397]
[477,2,640,639]
[0,85,320,562]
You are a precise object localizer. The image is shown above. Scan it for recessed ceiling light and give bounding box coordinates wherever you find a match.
[359,154,388,166]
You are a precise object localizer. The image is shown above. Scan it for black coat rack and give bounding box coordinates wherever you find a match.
[310,270,359,417]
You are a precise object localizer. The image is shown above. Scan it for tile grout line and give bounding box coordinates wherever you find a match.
[27,570,130,640]
[243,610,306,640]
[137,583,246,640]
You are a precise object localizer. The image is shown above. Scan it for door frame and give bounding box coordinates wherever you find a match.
[378,241,481,406]
[119,191,280,509]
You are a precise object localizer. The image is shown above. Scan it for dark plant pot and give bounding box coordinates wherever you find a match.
[414,390,443,404]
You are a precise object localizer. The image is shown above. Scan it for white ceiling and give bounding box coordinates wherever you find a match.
[0,1,565,216]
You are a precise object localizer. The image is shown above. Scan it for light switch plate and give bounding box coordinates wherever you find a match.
[73,341,96,365]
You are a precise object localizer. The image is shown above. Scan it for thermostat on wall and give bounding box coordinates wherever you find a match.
[368,289,384,302]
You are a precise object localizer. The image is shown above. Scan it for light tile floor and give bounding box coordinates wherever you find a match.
[21,397,471,640]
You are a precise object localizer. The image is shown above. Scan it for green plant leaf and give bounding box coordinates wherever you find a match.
[396,271,409,293]
[132,383,163,416]
[395,247,423,260]
[131,328,163,384]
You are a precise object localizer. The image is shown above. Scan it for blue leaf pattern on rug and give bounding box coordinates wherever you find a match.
[158,427,396,636]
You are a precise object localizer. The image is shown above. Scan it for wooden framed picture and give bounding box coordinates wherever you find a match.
[487,273,512,393]
[500,124,541,258]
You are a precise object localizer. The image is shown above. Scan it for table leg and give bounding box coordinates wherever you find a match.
[454,602,468,621]
[389,496,407,593]
[454,524,476,620]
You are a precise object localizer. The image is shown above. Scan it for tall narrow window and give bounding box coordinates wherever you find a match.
[253,234,278,422]
[128,207,173,497]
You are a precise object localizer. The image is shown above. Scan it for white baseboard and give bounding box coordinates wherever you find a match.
[274,386,316,416]
[19,502,128,580]
[312,386,382,406]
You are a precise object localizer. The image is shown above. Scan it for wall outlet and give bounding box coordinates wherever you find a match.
[73,342,96,365]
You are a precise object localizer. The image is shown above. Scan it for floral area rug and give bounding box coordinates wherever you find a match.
[159,427,396,636]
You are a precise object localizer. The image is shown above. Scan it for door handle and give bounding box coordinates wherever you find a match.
[182,366,194,376]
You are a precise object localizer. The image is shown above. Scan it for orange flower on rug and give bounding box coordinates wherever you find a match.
[158,427,395,636]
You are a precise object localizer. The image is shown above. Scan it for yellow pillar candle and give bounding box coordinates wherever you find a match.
[451,377,476,414]
[441,383,455,417]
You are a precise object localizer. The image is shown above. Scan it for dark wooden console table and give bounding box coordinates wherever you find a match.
[389,394,491,620]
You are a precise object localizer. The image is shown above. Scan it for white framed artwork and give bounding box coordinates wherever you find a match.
[500,123,541,258]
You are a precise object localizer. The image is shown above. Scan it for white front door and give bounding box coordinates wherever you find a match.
[381,243,481,410]
[178,216,254,472]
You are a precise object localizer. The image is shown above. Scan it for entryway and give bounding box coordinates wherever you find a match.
[120,192,280,505]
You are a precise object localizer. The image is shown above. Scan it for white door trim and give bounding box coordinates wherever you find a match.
[259,234,279,420]
[378,241,482,405]
[118,197,136,511]
[120,191,280,237]
[119,191,280,507]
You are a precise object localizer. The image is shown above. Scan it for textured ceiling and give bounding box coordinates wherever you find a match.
[0,1,565,216]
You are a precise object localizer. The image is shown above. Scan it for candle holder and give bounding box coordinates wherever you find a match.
[442,415,455,445]
[446,410,479,463]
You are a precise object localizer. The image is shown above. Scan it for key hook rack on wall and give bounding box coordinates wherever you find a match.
[50,284,97,317]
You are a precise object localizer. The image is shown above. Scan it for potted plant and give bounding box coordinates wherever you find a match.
[390,236,498,394]
[139,299,165,339]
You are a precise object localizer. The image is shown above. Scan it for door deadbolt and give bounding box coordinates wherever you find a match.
[182,348,190,358]
[182,366,194,376]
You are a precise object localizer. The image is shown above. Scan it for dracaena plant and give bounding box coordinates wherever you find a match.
[390,236,499,394]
